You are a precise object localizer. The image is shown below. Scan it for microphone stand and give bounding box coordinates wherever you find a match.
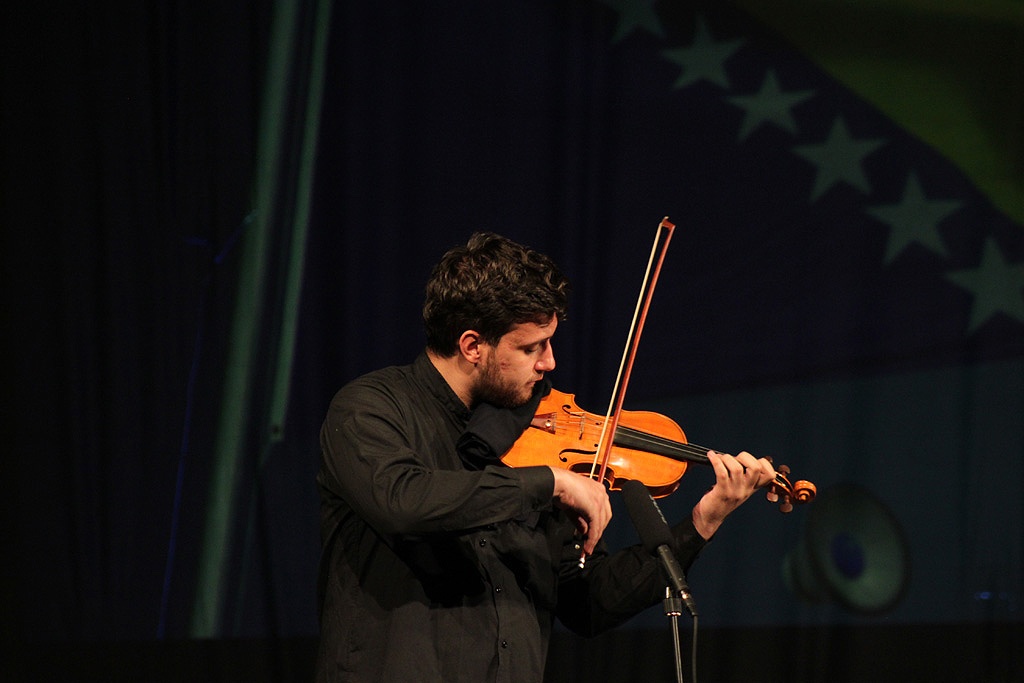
[620,479,700,683]
[663,586,687,683]
[660,575,698,683]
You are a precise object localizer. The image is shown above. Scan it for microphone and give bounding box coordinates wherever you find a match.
[621,479,698,616]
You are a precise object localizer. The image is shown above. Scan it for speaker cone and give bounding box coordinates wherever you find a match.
[784,483,910,614]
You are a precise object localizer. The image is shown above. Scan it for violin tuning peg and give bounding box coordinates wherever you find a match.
[779,496,793,514]
[766,489,779,504]
[778,464,790,476]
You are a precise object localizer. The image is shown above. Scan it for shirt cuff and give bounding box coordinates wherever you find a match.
[671,515,709,570]
[515,465,556,514]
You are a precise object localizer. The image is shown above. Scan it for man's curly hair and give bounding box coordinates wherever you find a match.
[423,233,570,356]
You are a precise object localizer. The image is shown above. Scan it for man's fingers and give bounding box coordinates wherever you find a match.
[550,467,612,554]
[710,450,775,487]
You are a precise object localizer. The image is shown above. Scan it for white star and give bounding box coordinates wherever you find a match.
[945,239,1024,332]
[792,117,886,201]
[662,18,743,90]
[599,0,664,42]
[865,173,963,264]
[727,70,814,141]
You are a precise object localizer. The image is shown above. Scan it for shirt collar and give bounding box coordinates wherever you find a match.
[413,351,471,420]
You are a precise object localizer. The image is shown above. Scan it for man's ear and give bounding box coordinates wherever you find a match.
[458,330,483,365]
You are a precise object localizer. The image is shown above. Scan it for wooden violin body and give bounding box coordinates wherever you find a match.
[501,388,816,511]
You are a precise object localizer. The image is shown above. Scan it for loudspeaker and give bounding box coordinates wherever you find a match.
[783,483,910,614]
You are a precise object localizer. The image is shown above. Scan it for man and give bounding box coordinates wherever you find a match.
[316,232,775,682]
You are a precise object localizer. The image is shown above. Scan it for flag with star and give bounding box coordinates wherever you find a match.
[569,0,1023,629]
[576,1,1024,397]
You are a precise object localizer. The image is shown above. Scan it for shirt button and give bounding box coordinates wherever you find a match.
[495,586,503,594]
[500,640,509,649]
[478,539,488,547]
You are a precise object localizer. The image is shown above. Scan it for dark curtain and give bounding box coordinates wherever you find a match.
[4,1,1023,682]
[3,0,271,644]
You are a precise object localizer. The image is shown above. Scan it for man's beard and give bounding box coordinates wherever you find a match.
[473,355,533,409]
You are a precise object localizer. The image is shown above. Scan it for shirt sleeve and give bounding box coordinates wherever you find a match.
[319,382,555,538]
[553,514,708,637]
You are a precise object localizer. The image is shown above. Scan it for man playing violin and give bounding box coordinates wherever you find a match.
[315,232,776,683]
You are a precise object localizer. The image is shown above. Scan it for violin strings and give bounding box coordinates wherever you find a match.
[549,420,789,490]
[552,420,711,461]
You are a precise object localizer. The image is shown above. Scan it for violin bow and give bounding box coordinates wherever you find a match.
[581,217,675,566]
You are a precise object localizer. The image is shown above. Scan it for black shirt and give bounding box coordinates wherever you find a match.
[315,353,707,682]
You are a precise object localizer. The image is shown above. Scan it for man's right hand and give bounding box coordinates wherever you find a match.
[549,467,612,555]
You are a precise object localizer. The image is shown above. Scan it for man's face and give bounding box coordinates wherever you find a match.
[473,315,558,408]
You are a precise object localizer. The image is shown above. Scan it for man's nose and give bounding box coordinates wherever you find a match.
[537,344,555,372]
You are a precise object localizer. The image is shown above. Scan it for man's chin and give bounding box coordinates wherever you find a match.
[513,392,533,409]
[505,393,534,410]
[495,390,535,410]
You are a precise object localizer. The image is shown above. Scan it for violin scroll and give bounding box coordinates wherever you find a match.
[765,463,817,513]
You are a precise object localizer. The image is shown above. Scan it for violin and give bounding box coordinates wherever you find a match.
[501,388,816,512]
[502,217,814,559]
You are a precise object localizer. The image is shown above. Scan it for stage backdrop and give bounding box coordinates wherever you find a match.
[4,1,1022,682]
